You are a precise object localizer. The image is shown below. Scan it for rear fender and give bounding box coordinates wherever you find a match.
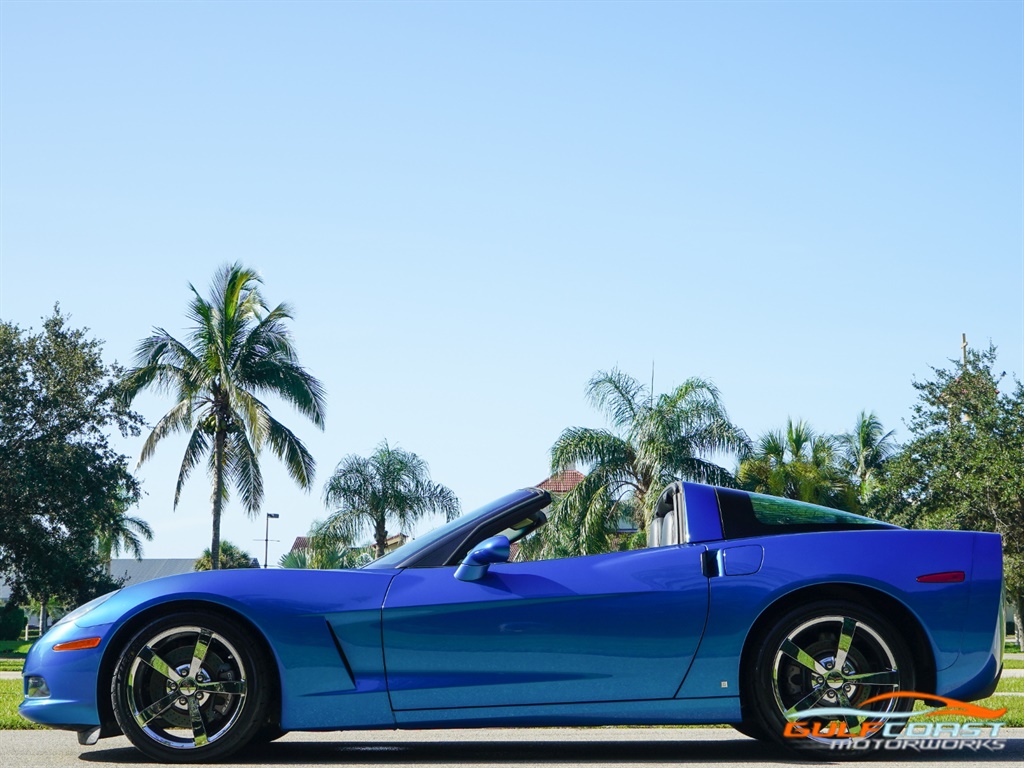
[678,528,980,699]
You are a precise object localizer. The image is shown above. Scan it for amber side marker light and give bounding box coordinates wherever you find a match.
[53,637,102,652]
[916,571,966,583]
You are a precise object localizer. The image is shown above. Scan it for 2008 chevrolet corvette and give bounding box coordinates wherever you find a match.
[20,481,1004,761]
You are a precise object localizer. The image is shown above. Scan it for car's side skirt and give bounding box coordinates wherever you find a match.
[389,696,741,728]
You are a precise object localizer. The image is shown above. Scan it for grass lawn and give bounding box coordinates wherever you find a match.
[927,694,1024,727]
[971,695,1023,727]
[0,641,33,657]
[1004,659,1024,669]
[995,676,1024,694]
[0,678,43,730]
[0,641,33,673]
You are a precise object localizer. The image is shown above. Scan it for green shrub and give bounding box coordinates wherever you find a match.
[0,606,26,642]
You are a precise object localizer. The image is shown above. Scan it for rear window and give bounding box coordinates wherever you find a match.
[748,492,881,526]
[716,487,896,539]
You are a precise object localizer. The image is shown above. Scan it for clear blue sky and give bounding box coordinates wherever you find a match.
[1,1,1021,562]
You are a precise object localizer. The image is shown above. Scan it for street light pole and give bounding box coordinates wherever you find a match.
[264,513,280,568]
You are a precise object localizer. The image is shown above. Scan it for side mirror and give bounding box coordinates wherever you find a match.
[454,535,510,582]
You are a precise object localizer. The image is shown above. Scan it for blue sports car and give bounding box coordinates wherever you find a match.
[20,482,1004,761]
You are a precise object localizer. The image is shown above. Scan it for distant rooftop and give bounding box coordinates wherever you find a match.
[109,558,196,586]
[1,558,197,604]
[537,469,585,494]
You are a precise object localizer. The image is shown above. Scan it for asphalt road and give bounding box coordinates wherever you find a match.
[1,727,1022,768]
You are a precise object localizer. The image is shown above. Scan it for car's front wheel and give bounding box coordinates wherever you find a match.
[745,600,916,751]
[111,611,272,762]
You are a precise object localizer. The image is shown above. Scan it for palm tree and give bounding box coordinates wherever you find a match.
[549,369,750,555]
[279,543,373,570]
[278,549,314,569]
[96,505,153,574]
[738,418,852,508]
[95,486,152,573]
[319,441,460,558]
[837,410,896,503]
[120,263,326,569]
[280,519,374,569]
[194,541,258,570]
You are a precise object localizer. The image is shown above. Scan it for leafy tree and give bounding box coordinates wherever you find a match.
[837,410,896,504]
[549,369,750,555]
[121,263,326,569]
[872,345,1024,648]
[194,541,258,570]
[320,441,460,558]
[0,309,139,624]
[738,418,853,509]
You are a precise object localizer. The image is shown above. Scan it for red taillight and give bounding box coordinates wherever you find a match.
[916,571,966,583]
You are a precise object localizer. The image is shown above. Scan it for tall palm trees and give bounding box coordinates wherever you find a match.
[95,494,153,573]
[319,441,460,558]
[549,369,750,554]
[738,414,897,511]
[737,419,849,507]
[837,410,896,503]
[121,263,326,569]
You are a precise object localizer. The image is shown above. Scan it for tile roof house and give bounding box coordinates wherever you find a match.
[535,468,637,536]
[536,469,585,494]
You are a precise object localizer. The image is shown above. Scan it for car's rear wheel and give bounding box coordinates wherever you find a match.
[111,611,272,762]
[745,600,916,751]
[730,719,770,740]
[249,724,289,745]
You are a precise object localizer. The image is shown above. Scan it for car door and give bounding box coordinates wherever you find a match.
[381,544,709,711]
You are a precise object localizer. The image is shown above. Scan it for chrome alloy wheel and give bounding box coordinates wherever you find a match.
[772,614,902,738]
[126,625,248,750]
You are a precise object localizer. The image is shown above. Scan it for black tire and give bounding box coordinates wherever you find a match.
[249,724,289,745]
[730,719,770,741]
[111,610,272,762]
[744,600,916,752]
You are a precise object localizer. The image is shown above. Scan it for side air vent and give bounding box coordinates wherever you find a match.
[325,620,357,688]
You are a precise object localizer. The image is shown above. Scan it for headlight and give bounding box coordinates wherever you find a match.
[54,590,119,627]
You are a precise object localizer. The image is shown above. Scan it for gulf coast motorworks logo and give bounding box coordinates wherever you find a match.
[784,692,1008,752]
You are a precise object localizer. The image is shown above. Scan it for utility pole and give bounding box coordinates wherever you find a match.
[263,513,280,568]
[961,333,968,367]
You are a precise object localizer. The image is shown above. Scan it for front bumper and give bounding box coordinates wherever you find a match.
[18,619,114,728]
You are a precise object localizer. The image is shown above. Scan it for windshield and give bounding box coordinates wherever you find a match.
[364,489,539,569]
